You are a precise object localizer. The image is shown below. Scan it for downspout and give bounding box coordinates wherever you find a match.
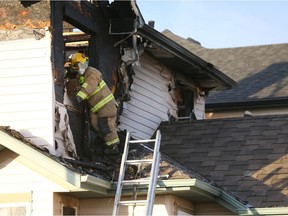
[80,175,111,189]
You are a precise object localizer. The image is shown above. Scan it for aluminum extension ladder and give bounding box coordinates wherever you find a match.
[112,130,162,216]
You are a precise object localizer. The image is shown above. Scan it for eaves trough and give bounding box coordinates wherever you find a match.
[108,178,247,215]
[239,207,288,215]
[137,24,238,91]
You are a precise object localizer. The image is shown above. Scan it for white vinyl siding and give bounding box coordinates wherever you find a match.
[0,36,55,153]
[0,150,66,216]
[118,54,177,139]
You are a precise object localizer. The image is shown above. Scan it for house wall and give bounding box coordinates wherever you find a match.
[194,202,237,215]
[78,195,194,215]
[0,149,68,216]
[206,107,288,119]
[118,52,177,139]
[54,193,79,216]
[0,192,31,216]
[0,34,55,154]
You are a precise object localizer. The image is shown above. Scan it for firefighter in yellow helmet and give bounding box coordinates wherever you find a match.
[71,52,119,155]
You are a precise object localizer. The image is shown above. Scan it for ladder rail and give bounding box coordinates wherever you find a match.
[112,130,162,216]
[145,130,161,216]
[112,131,131,216]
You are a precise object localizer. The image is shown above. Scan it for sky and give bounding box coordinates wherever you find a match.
[136,0,288,49]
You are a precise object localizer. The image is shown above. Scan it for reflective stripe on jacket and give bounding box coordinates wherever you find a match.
[76,67,117,113]
[91,93,114,113]
[76,80,106,101]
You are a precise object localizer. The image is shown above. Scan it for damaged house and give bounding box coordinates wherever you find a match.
[1,0,273,215]
[0,0,237,159]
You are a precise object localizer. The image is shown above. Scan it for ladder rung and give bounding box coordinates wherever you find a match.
[129,139,156,144]
[122,179,151,185]
[118,200,147,206]
[126,159,153,165]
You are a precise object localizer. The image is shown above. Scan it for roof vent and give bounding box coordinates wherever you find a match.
[148,20,155,28]
[187,37,201,46]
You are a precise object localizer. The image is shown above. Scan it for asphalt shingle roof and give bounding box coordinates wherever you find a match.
[159,114,288,208]
[162,29,288,104]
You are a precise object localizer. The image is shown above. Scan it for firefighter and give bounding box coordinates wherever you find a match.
[71,52,119,155]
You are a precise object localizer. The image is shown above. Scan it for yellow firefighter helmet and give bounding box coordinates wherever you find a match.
[71,52,88,71]
[71,52,88,75]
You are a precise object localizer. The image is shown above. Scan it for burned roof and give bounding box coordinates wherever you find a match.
[159,114,288,208]
[162,30,288,107]
[0,125,248,206]
[0,126,205,182]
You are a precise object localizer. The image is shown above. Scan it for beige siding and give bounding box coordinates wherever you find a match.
[118,53,177,139]
[54,193,79,216]
[194,202,236,215]
[79,195,194,216]
[0,36,55,154]
[79,195,234,216]
[0,192,31,203]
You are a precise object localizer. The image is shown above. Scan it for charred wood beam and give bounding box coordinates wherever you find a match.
[51,1,65,103]
[63,1,100,34]
[63,158,115,172]
[63,158,114,172]
[88,35,98,69]
[63,34,91,43]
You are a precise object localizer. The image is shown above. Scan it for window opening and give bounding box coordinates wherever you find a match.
[62,206,76,216]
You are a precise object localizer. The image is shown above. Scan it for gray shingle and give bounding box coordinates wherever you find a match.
[159,114,288,207]
[162,30,288,104]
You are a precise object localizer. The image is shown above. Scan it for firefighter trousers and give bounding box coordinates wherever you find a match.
[90,101,119,146]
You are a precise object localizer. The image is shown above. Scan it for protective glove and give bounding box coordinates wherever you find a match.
[76,95,83,103]
[74,86,81,92]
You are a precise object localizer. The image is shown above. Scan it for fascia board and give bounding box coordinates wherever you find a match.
[167,179,247,214]
[194,179,247,214]
[0,131,109,192]
[239,207,288,215]
[80,175,111,195]
[109,178,247,213]
[15,153,83,191]
[137,25,238,89]
[0,130,82,189]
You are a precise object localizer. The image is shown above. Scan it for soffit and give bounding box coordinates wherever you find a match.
[137,25,238,91]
